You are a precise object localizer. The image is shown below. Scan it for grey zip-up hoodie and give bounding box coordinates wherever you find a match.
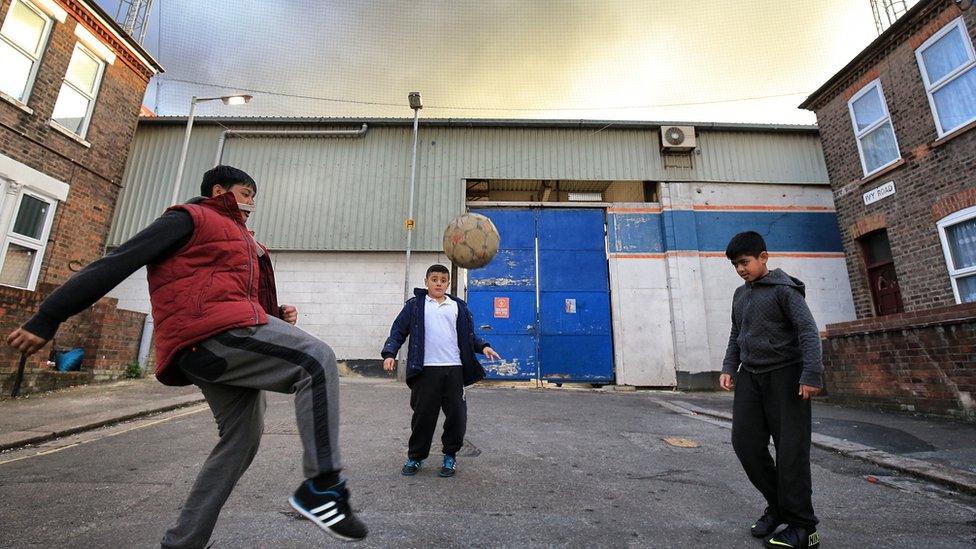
[721,268,824,387]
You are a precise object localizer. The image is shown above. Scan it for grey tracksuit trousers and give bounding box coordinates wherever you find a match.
[160,316,341,549]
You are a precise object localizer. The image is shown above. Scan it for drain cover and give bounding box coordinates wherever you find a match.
[663,437,700,448]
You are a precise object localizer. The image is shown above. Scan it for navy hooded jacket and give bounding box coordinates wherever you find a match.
[382,288,489,387]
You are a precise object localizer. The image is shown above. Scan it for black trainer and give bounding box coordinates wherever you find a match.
[438,454,456,477]
[751,507,784,538]
[289,479,368,542]
[401,458,422,476]
[764,525,820,548]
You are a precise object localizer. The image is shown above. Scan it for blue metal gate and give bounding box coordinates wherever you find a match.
[467,208,614,383]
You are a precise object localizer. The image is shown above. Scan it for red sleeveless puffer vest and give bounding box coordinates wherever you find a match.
[148,193,276,385]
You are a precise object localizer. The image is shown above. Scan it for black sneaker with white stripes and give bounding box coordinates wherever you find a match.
[289,479,368,542]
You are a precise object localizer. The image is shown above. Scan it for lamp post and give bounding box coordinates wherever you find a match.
[397,91,422,382]
[170,94,252,206]
[402,91,423,302]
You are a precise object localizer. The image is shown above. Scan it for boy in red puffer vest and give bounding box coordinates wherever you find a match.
[7,165,367,547]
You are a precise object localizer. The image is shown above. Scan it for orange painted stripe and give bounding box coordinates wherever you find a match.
[611,251,847,260]
[692,204,835,212]
[610,253,666,259]
[607,207,663,214]
[698,251,846,258]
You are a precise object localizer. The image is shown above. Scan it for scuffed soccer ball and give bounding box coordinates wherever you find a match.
[443,213,500,269]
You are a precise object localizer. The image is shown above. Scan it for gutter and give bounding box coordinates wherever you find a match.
[213,124,369,166]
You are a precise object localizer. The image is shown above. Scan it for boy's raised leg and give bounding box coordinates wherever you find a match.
[171,316,365,541]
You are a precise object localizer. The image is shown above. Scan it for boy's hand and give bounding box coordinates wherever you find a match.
[279,304,298,325]
[383,358,395,372]
[799,384,821,399]
[6,328,48,356]
[719,373,734,391]
[483,346,501,361]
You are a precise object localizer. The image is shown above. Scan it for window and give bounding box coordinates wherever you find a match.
[859,229,903,316]
[0,183,57,290]
[915,18,976,137]
[847,79,901,177]
[51,43,105,138]
[937,205,976,304]
[0,0,53,103]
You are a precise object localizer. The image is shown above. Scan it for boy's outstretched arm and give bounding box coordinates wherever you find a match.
[6,211,193,356]
[719,309,741,390]
[381,302,412,371]
[781,286,824,398]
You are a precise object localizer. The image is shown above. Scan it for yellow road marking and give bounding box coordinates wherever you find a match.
[0,405,208,466]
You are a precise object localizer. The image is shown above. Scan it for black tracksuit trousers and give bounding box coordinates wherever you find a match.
[731,364,818,530]
[408,366,466,460]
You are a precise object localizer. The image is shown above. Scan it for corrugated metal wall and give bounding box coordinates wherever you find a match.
[108,121,829,251]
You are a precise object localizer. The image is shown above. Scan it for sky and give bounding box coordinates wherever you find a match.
[94,0,912,124]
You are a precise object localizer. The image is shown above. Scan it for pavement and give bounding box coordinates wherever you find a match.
[0,378,203,451]
[1,378,975,547]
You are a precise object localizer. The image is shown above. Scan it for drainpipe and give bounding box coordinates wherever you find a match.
[137,315,154,372]
[213,124,369,166]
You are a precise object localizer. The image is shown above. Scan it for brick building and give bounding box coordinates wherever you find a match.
[800,0,976,419]
[0,0,162,394]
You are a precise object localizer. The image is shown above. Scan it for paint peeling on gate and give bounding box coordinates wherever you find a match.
[482,358,523,377]
[470,277,534,287]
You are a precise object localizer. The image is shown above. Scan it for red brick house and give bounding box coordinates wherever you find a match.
[800,0,976,419]
[0,0,162,394]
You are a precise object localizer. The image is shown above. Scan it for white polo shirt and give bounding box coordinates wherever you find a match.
[423,294,462,366]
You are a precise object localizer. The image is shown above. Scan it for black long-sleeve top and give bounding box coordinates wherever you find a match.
[23,210,194,339]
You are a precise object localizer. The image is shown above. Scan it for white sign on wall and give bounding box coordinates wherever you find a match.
[863,181,896,205]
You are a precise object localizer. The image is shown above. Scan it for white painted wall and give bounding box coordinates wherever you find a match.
[700,256,856,370]
[609,257,676,386]
[108,251,450,361]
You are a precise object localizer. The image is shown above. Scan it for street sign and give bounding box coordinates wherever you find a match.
[863,181,896,205]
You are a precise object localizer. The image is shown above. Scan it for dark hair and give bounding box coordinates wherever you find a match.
[725,231,767,260]
[426,264,450,278]
[200,165,257,197]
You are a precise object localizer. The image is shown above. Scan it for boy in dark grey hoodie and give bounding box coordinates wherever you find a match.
[720,231,822,549]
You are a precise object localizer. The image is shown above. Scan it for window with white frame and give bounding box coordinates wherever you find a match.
[847,79,901,176]
[51,43,105,138]
[916,17,976,137]
[0,183,57,290]
[938,205,976,304]
[0,0,54,103]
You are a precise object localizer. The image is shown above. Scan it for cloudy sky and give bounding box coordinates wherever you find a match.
[95,0,911,123]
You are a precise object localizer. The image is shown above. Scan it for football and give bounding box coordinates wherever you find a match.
[443,213,500,269]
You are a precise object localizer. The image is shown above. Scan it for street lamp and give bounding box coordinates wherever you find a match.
[398,91,422,382]
[402,91,423,303]
[170,94,253,205]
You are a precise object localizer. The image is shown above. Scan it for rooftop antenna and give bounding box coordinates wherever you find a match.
[115,0,154,44]
[870,0,910,34]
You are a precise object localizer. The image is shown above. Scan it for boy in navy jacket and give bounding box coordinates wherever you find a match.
[382,264,500,477]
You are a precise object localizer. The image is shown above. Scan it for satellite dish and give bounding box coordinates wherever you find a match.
[956,0,973,10]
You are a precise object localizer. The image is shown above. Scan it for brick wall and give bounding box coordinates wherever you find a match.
[823,302,976,420]
[0,283,145,394]
[0,0,154,394]
[810,2,976,318]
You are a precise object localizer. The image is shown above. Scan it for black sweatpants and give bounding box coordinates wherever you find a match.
[408,366,466,460]
[731,364,818,530]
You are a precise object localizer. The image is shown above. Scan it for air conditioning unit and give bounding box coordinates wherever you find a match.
[660,125,696,152]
